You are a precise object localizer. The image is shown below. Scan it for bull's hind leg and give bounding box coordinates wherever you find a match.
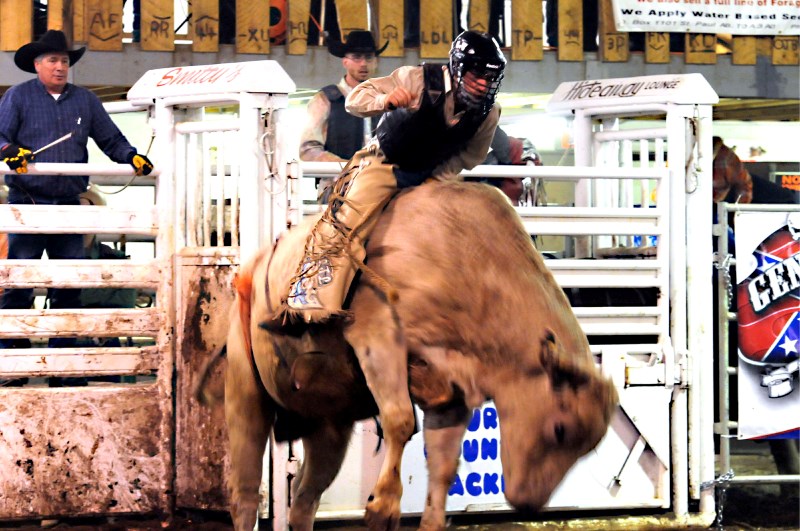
[225,308,274,531]
[345,290,416,531]
[419,404,471,531]
[289,420,354,531]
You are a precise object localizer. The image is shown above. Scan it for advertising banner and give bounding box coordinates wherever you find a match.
[610,0,800,35]
[735,211,800,440]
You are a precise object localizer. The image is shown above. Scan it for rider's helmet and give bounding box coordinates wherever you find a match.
[448,31,506,114]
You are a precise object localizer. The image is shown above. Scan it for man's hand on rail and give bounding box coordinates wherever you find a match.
[1,143,34,174]
[128,152,154,176]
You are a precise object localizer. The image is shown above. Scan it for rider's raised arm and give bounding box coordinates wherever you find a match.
[345,65,424,117]
[431,104,501,181]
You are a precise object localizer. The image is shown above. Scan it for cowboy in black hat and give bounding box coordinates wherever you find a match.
[0,29,154,348]
[298,31,389,187]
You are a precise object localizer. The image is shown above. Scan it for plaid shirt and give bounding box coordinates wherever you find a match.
[0,78,138,202]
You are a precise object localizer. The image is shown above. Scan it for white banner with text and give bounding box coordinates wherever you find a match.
[610,0,800,35]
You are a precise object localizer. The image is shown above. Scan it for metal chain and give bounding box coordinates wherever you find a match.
[685,110,700,194]
[260,108,286,196]
[713,252,734,307]
[701,469,735,529]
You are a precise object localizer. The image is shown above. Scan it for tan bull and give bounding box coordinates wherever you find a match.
[221,181,618,531]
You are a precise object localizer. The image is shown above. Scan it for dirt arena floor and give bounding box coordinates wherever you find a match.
[0,442,796,531]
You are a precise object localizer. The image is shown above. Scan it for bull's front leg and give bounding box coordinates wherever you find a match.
[418,404,471,531]
[345,291,416,531]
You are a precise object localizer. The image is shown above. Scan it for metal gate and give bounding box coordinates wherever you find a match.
[0,60,296,520]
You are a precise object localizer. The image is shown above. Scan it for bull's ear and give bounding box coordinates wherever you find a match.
[540,329,590,388]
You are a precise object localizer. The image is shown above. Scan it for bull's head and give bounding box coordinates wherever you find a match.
[492,330,618,512]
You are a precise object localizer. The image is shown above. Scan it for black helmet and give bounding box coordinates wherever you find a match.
[449,31,506,114]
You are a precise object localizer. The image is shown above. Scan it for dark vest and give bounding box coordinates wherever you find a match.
[375,64,490,172]
[321,84,373,160]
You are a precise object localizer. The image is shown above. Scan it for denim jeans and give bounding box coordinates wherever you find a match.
[0,232,85,348]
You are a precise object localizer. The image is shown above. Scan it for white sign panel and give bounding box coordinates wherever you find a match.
[735,211,800,440]
[610,0,800,35]
[127,60,296,103]
[547,74,718,114]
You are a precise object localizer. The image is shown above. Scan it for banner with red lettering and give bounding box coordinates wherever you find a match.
[734,211,800,440]
[610,0,800,35]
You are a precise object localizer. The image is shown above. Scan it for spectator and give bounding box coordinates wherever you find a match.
[0,30,153,350]
[481,127,542,206]
[299,30,387,201]
[264,30,505,332]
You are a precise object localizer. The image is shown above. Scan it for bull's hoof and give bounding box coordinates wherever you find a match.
[364,496,400,531]
[259,318,306,337]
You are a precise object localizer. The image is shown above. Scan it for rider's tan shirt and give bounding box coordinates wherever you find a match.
[345,64,500,181]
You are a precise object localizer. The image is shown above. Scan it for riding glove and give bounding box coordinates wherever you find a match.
[1,143,34,174]
[128,152,154,176]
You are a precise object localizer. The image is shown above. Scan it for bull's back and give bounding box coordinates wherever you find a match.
[364,181,586,354]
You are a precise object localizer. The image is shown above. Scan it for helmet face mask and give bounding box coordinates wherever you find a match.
[449,31,506,113]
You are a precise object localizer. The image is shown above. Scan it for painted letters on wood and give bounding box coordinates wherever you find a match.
[511,0,542,61]
[557,0,583,61]
[377,0,404,57]
[236,0,270,54]
[685,33,716,65]
[645,33,670,64]
[420,0,452,59]
[141,0,175,51]
[87,0,123,51]
[468,0,490,34]
[287,0,311,55]
[599,0,628,62]
[191,0,219,53]
[772,36,799,66]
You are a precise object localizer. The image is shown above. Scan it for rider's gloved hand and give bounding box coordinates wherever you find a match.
[393,167,432,188]
[128,152,154,176]
[1,143,34,174]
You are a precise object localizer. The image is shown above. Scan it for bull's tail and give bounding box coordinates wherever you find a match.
[193,343,227,406]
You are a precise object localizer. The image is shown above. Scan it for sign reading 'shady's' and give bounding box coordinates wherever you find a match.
[127,61,296,103]
[547,74,719,113]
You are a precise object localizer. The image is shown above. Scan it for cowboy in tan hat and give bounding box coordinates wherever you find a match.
[0,29,154,349]
[299,31,389,201]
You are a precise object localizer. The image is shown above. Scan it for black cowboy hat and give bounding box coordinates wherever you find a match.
[327,30,389,58]
[14,30,86,74]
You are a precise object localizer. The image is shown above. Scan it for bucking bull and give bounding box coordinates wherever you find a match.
[206,181,618,531]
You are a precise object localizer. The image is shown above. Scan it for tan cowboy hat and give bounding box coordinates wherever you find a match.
[327,30,389,58]
[14,30,86,74]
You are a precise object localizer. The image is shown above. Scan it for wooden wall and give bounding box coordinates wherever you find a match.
[0,0,796,66]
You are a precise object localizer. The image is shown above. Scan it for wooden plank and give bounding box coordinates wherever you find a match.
[0,386,169,518]
[377,0,404,57]
[645,33,669,64]
[0,346,159,377]
[420,0,452,59]
[468,0,490,34]
[685,33,716,65]
[47,0,66,31]
[141,0,175,51]
[0,0,33,52]
[0,260,161,289]
[598,0,627,62]
[86,0,124,51]
[732,36,756,65]
[0,308,162,338]
[557,0,583,62]
[191,0,219,52]
[287,0,311,55]
[511,0,542,61]
[235,0,270,54]
[73,0,87,43]
[336,0,369,38]
[772,36,798,65]
[0,205,158,236]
